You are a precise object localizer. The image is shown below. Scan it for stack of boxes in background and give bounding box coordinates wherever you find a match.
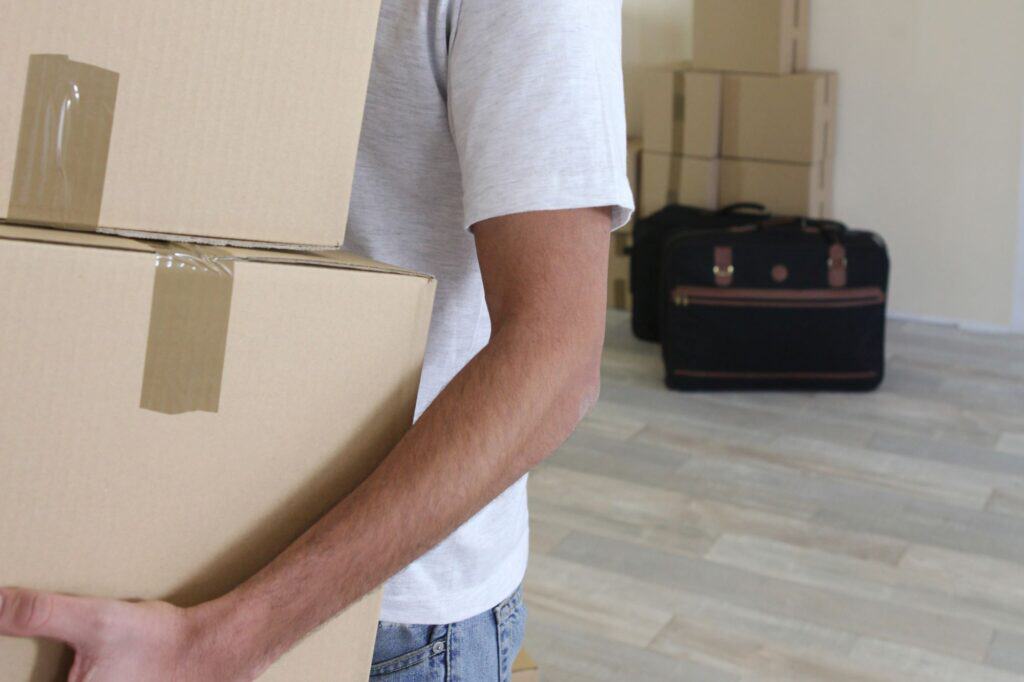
[650,0,837,218]
[717,68,836,217]
[612,0,837,309]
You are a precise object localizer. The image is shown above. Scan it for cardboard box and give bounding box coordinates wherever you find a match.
[640,152,720,217]
[608,231,632,311]
[512,650,541,682]
[1,2,382,247]
[641,67,686,155]
[641,67,721,157]
[623,137,643,234]
[0,223,435,681]
[679,157,721,211]
[723,72,837,164]
[640,152,676,217]
[693,0,809,75]
[720,158,833,218]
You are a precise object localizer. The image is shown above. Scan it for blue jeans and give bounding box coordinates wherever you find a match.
[369,586,526,681]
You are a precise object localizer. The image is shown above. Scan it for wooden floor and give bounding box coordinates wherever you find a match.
[523,311,1024,681]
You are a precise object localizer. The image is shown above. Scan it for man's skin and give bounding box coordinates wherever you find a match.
[0,206,613,681]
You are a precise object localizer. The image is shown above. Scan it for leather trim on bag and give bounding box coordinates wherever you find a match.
[713,246,734,287]
[828,243,848,288]
[673,369,880,380]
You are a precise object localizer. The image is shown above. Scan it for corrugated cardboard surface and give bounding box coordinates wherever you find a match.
[722,72,837,164]
[640,151,675,218]
[640,65,720,158]
[2,2,382,247]
[0,224,436,681]
[640,152,720,216]
[680,157,721,210]
[693,0,809,75]
[720,159,833,218]
[682,72,723,159]
[641,67,686,155]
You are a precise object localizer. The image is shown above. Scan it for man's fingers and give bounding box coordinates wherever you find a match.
[0,588,105,645]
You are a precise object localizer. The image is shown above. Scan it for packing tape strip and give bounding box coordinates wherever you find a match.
[668,154,682,205]
[8,54,119,230]
[140,244,235,415]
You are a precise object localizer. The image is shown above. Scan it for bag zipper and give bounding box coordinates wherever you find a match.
[671,286,886,308]
[672,368,880,380]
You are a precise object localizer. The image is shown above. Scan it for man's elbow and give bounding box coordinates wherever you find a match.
[567,326,605,422]
[542,342,603,461]
[503,311,605,467]
[575,353,603,422]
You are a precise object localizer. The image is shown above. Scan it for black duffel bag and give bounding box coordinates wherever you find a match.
[660,217,890,392]
[630,203,770,342]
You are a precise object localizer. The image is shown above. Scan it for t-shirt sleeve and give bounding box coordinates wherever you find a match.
[447,0,634,231]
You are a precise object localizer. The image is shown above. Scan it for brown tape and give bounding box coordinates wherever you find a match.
[8,54,119,230]
[667,154,682,205]
[140,244,234,415]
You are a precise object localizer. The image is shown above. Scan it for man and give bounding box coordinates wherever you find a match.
[0,1,632,679]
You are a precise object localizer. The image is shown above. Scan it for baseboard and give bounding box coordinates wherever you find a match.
[888,310,1020,336]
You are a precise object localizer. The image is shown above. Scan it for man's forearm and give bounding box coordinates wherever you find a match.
[194,307,603,674]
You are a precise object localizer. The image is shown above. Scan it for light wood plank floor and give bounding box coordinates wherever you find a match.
[523,311,1024,681]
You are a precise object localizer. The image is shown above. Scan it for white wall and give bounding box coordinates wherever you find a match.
[624,0,1024,330]
[1015,96,1024,332]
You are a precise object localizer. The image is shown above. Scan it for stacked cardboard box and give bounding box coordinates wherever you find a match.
[1,4,438,681]
[1,1,381,248]
[638,0,836,219]
[718,69,836,218]
[638,64,723,217]
[693,0,809,75]
[609,138,642,310]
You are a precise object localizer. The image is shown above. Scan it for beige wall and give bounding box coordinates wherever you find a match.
[625,0,1024,330]
[1016,111,1024,331]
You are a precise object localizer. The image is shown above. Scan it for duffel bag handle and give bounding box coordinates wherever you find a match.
[747,216,848,242]
[716,203,768,216]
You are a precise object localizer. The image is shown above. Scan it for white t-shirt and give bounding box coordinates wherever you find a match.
[344,0,633,624]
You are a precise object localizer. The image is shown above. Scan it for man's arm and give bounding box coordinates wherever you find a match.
[0,207,612,681]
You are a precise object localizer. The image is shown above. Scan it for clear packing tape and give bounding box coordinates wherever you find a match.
[7,55,234,415]
[8,54,119,230]
[142,245,235,415]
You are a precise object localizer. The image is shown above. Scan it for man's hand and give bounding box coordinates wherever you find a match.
[0,588,256,682]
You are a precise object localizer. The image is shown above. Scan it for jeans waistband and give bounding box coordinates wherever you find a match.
[492,584,523,625]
